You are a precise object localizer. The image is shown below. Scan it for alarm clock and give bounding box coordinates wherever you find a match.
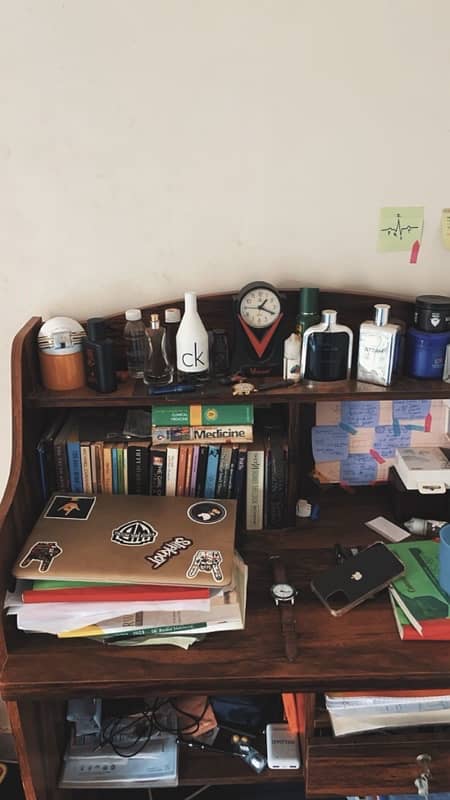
[231,282,286,376]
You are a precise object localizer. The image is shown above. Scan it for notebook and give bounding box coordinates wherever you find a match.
[13,494,237,588]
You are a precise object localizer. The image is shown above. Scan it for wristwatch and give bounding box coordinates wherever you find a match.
[269,555,299,663]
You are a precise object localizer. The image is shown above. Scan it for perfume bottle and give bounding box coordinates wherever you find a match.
[295,287,320,336]
[143,314,173,386]
[300,309,353,381]
[176,292,209,382]
[357,304,401,386]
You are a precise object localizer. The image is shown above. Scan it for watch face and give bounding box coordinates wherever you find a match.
[271,582,295,601]
[239,286,281,329]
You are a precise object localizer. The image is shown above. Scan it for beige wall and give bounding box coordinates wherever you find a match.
[1,0,450,493]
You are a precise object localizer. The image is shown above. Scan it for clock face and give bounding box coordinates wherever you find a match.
[239,287,281,329]
[272,583,295,600]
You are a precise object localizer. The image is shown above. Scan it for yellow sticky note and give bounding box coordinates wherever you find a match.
[441,209,450,249]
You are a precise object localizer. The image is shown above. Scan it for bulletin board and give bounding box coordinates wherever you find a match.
[312,399,449,485]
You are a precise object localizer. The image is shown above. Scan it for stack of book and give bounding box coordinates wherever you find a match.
[388,538,450,640]
[6,494,247,647]
[325,690,450,736]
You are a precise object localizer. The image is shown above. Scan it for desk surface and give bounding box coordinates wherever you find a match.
[2,487,450,700]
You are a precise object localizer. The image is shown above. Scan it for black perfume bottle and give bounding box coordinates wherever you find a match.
[83,318,117,393]
[300,310,353,382]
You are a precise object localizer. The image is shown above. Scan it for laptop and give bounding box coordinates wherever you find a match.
[13,494,237,588]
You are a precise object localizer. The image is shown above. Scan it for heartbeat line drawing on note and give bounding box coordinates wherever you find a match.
[380,213,418,240]
[378,207,424,253]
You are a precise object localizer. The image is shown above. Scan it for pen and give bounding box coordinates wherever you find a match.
[147,384,197,395]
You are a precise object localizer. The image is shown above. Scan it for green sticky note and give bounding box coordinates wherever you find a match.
[377,206,424,252]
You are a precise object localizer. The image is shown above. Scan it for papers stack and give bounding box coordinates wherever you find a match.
[6,552,247,647]
[325,691,450,737]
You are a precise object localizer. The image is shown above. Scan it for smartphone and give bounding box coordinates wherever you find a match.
[310,541,405,617]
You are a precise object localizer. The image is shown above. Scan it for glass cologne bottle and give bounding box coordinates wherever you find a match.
[300,309,353,381]
[357,304,400,386]
[143,314,173,386]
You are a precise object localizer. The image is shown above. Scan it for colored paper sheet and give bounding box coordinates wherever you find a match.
[441,209,450,250]
[392,400,431,419]
[373,424,412,458]
[311,426,349,463]
[377,207,424,252]
[341,401,380,428]
[340,454,378,485]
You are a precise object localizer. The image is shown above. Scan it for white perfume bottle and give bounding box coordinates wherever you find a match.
[357,304,400,386]
[300,310,353,381]
[176,292,209,382]
[283,332,301,381]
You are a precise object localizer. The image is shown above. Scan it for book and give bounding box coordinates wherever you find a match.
[176,446,188,496]
[116,443,125,494]
[165,447,179,497]
[395,447,450,491]
[226,446,239,499]
[265,428,288,529]
[216,447,232,499]
[36,411,67,500]
[23,581,210,604]
[127,441,150,495]
[93,441,104,493]
[184,446,193,496]
[189,446,200,497]
[152,425,253,445]
[80,442,93,494]
[53,416,73,491]
[151,404,254,427]
[195,446,209,497]
[204,446,220,497]
[89,442,98,494]
[246,442,265,530]
[111,446,119,494]
[150,448,166,496]
[103,443,114,494]
[388,539,450,640]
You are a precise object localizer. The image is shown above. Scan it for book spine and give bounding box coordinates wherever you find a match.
[234,448,247,501]
[150,449,166,496]
[246,450,264,530]
[227,446,239,498]
[135,445,150,494]
[195,445,209,497]
[267,437,288,529]
[37,443,48,501]
[95,442,104,493]
[176,446,187,496]
[117,445,124,494]
[152,425,253,445]
[204,446,220,498]
[112,447,119,494]
[152,404,254,427]
[165,447,179,497]
[123,446,128,495]
[90,443,97,494]
[189,446,200,497]
[54,440,69,491]
[184,446,193,496]
[80,443,93,494]
[67,440,83,493]
[103,444,113,494]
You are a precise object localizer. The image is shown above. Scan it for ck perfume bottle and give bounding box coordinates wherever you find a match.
[357,304,400,386]
[300,309,353,381]
[176,292,209,382]
[143,314,173,386]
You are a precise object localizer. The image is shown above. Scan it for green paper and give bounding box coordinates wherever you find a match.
[377,206,424,252]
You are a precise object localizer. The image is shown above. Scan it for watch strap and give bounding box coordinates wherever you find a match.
[270,555,287,585]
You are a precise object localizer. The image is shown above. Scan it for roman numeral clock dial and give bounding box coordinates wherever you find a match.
[231,282,286,377]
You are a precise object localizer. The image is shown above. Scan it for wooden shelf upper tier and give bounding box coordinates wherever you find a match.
[25,376,450,407]
[3,487,450,701]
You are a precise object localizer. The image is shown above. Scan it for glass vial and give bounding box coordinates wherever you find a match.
[357,304,401,386]
[176,292,209,382]
[124,309,146,379]
[143,314,173,386]
[164,307,181,379]
[300,309,353,381]
[83,318,117,393]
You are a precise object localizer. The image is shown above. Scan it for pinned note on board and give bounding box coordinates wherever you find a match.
[441,209,450,249]
[377,207,424,254]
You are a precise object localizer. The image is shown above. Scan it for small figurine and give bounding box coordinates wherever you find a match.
[232,380,256,396]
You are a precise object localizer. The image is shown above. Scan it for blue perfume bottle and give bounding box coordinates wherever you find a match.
[300,310,353,382]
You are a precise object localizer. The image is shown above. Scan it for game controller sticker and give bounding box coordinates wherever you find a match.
[186,550,224,582]
[187,501,227,525]
[19,541,63,573]
[144,536,193,569]
[111,520,158,546]
[44,495,96,521]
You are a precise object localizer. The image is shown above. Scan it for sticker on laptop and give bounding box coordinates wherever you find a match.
[111,520,158,546]
[44,495,96,521]
[187,501,227,525]
[19,541,63,573]
[145,537,193,569]
[186,549,224,582]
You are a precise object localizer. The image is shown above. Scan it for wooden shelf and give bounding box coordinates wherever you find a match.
[25,376,450,407]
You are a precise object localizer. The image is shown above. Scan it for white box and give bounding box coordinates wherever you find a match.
[395,447,450,494]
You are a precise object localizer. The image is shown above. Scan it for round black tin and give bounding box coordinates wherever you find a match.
[414,294,450,332]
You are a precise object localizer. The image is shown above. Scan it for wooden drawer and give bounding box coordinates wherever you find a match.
[306,698,450,797]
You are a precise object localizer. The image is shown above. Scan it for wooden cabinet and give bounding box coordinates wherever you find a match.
[3,291,450,799]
